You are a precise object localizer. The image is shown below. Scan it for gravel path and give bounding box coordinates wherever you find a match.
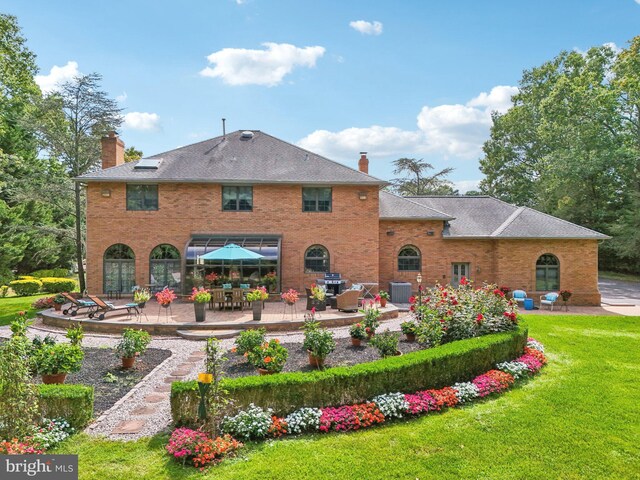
[0,313,411,440]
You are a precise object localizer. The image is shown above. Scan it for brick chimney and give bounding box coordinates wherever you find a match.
[358,152,369,174]
[101,131,125,170]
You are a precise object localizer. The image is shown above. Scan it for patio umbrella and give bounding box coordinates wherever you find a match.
[198,244,265,282]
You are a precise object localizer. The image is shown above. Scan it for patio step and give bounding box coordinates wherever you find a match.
[176,329,242,340]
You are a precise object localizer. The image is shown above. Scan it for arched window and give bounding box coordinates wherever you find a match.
[536,254,559,291]
[398,245,421,271]
[104,244,135,293]
[150,244,181,289]
[304,245,330,273]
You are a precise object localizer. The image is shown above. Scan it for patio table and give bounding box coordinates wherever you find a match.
[360,282,379,298]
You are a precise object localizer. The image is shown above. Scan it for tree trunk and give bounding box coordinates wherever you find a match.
[74,181,86,293]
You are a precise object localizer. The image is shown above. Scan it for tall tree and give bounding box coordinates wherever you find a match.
[391,158,456,196]
[479,39,640,272]
[124,146,143,162]
[34,74,122,291]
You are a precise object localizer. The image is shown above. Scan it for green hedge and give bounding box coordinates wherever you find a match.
[38,384,94,429]
[30,269,70,279]
[171,324,528,423]
[40,277,77,293]
[9,279,43,296]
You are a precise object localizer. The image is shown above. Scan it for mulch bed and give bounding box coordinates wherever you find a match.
[41,347,171,416]
[224,337,424,378]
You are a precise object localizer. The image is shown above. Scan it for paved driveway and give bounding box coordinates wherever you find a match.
[598,277,640,305]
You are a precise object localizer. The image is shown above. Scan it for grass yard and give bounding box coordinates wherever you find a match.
[53,314,640,479]
[599,270,640,283]
[0,294,49,326]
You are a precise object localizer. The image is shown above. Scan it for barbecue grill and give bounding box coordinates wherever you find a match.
[323,272,346,296]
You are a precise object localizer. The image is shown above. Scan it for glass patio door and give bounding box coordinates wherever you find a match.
[451,263,470,287]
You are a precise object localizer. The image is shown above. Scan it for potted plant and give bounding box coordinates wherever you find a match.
[115,328,151,369]
[370,329,401,358]
[32,343,84,384]
[246,339,288,374]
[205,272,220,288]
[246,287,269,321]
[308,284,327,311]
[559,289,572,311]
[189,287,211,322]
[302,320,336,368]
[155,287,177,308]
[52,294,66,312]
[281,289,299,305]
[360,305,381,339]
[262,271,278,293]
[134,288,151,307]
[378,290,390,308]
[400,320,417,342]
[349,323,367,347]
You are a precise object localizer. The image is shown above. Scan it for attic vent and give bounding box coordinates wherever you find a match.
[134,158,162,169]
[241,131,254,139]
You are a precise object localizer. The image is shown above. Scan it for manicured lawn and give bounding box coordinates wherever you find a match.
[54,314,640,479]
[0,294,49,325]
[599,270,640,283]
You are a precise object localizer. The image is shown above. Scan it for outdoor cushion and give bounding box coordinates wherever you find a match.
[222,283,232,289]
[543,293,559,301]
[513,290,527,299]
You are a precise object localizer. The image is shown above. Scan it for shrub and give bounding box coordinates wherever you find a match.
[171,324,528,420]
[221,404,272,440]
[233,328,266,355]
[302,320,335,361]
[115,328,151,358]
[246,339,288,373]
[369,329,400,358]
[66,324,84,347]
[38,384,94,429]
[10,311,33,337]
[284,407,322,434]
[0,285,9,298]
[32,343,84,375]
[39,278,77,293]
[371,392,409,419]
[9,278,42,296]
[29,268,70,279]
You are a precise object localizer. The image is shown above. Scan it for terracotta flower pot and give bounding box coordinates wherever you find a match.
[308,351,325,368]
[42,373,67,384]
[380,298,387,308]
[351,337,362,347]
[54,303,62,312]
[122,356,135,369]
[405,333,416,342]
[258,368,275,375]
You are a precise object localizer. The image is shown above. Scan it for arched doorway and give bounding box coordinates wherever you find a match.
[150,244,181,290]
[103,244,135,293]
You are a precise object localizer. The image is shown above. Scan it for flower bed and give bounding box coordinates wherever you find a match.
[171,323,528,422]
[168,338,547,470]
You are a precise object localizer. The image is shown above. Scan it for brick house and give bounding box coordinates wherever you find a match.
[78,130,608,305]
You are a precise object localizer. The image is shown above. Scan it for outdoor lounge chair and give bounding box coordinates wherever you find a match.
[540,292,559,311]
[336,289,362,312]
[512,290,527,305]
[60,292,97,317]
[86,294,140,320]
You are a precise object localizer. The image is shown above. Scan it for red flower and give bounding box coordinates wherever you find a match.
[460,276,468,286]
[475,313,484,324]
[408,296,416,304]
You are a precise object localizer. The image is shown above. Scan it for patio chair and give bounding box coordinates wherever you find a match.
[512,290,527,305]
[336,288,362,312]
[86,294,140,320]
[229,288,246,311]
[60,292,97,317]
[540,292,560,311]
[209,288,225,310]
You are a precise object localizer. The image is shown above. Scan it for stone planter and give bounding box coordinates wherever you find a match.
[122,356,135,369]
[194,302,206,322]
[42,373,67,384]
[351,337,362,347]
[252,301,262,321]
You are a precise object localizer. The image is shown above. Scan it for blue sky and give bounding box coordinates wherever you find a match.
[5,0,640,191]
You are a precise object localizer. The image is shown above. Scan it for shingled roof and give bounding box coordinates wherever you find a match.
[379,191,453,220]
[78,130,386,185]
[405,196,610,240]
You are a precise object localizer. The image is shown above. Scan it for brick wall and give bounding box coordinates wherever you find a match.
[379,221,601,305]
[85,183,379,294]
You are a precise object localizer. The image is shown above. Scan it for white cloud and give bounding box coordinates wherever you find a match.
[635,0,640,5]
[35,61,80,94]
[574,41,622,56]
[123,112,161,131]
[349,20,383,35]
[453,179,481,194]
[200,42,325,86]
[297,85,518,161]
[116,92,128,103]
